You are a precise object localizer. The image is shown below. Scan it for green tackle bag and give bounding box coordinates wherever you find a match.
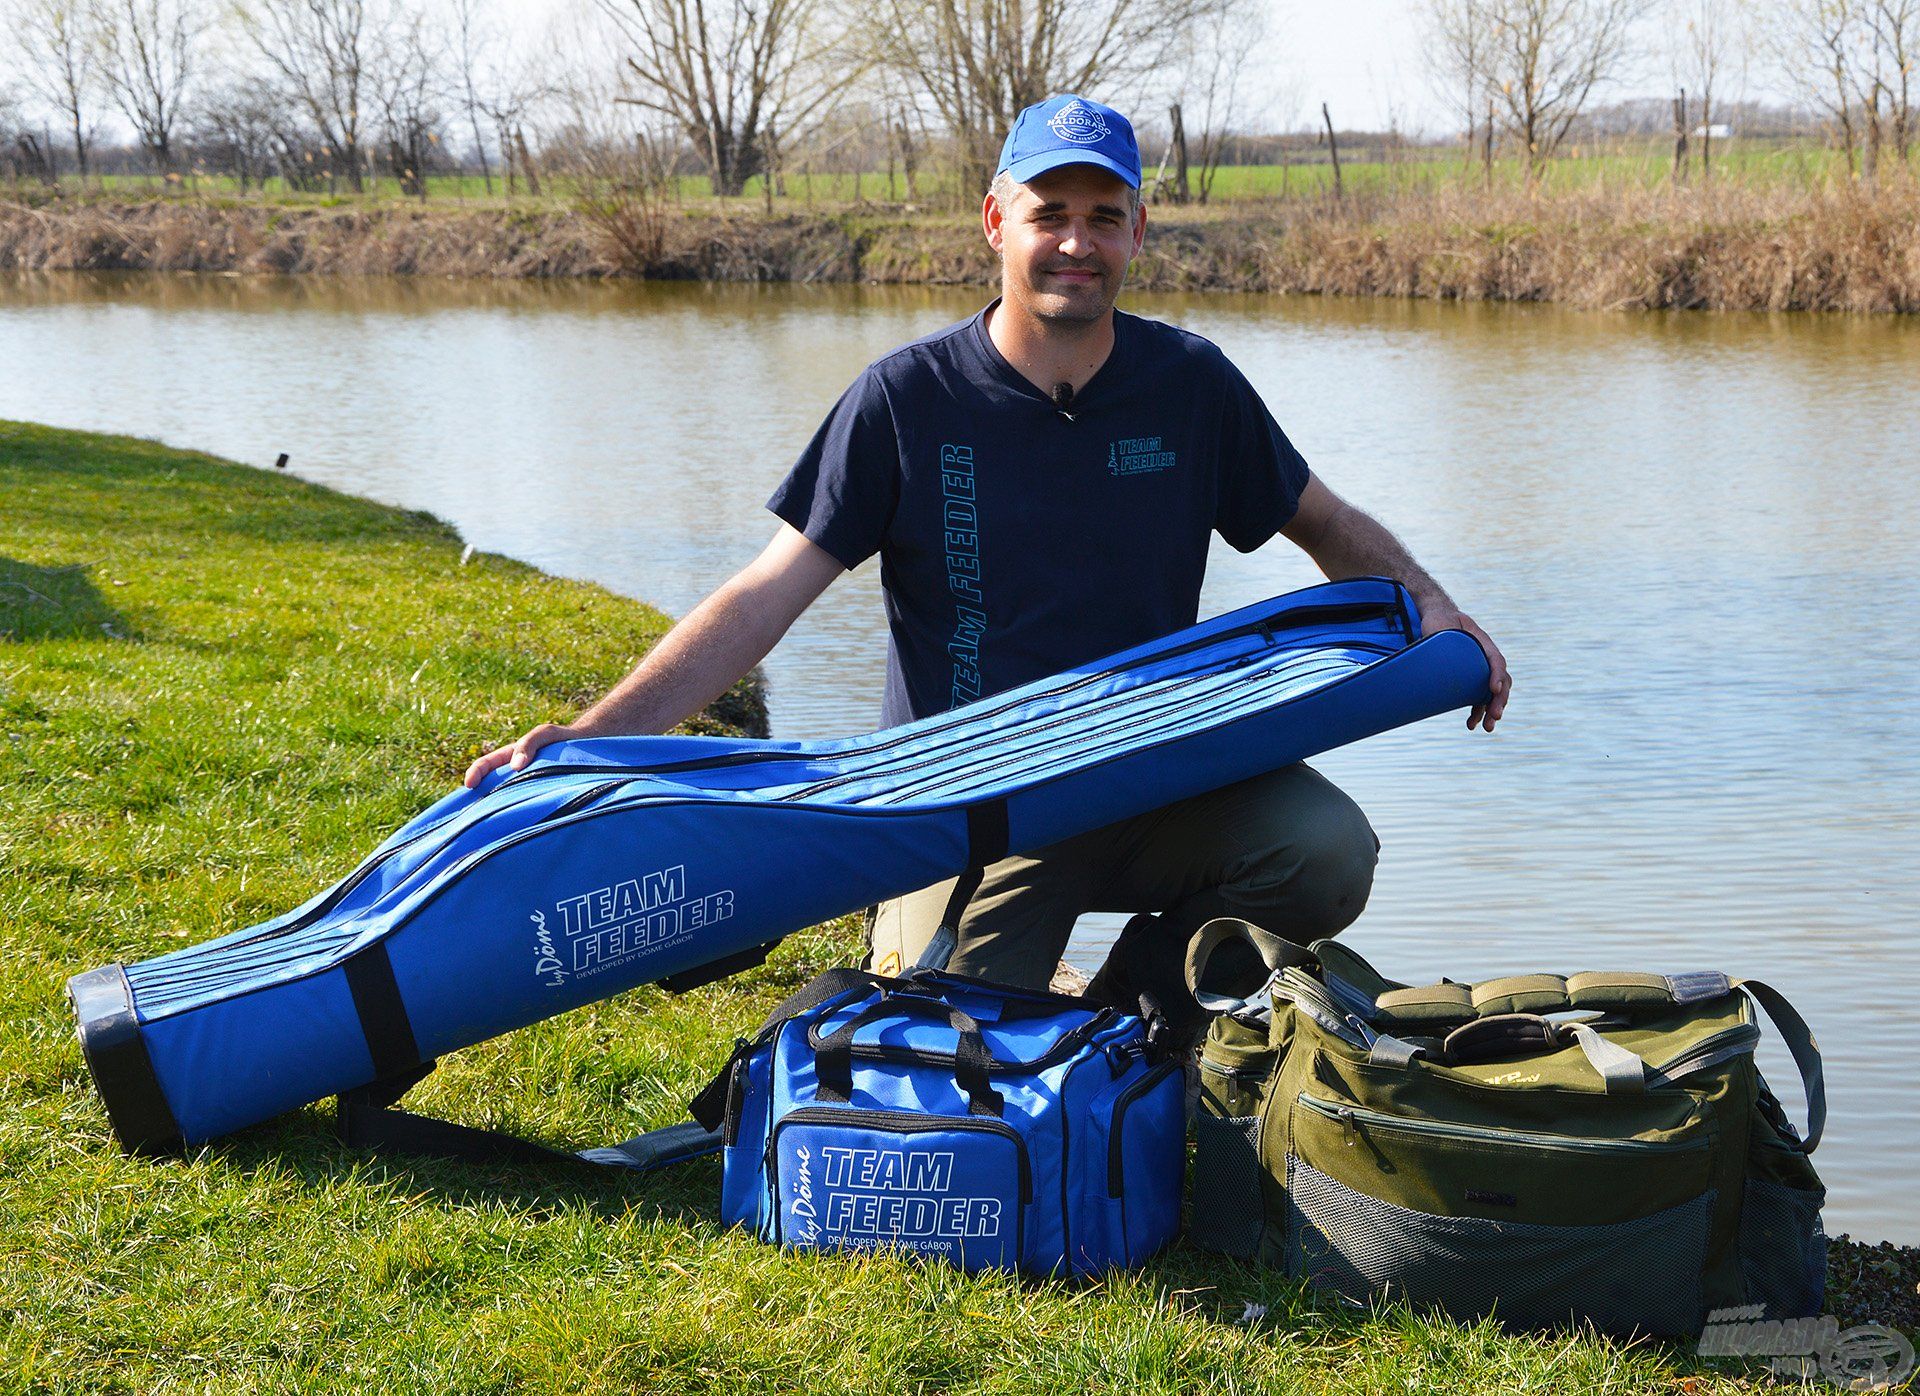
[1187,923,1828,1338]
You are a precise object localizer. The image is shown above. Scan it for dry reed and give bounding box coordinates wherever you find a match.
[2,179,1916,313]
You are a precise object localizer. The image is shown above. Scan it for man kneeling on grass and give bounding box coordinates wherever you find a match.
[468,95,1511,1030]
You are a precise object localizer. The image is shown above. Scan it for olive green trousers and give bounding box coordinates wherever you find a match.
[865,764,1379,989]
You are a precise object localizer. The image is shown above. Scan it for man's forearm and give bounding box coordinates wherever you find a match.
[571,577,788,737]
[1302,497,1452,613]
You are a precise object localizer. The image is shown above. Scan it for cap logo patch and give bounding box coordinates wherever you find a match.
[1047,100,1109,145]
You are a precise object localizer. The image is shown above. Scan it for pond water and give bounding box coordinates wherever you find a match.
[2,271,1915,1243]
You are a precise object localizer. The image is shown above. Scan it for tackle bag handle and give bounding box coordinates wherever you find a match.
[814,995,1005,1117]
[1183,917,1320,1013]
[1388,984,1826,1153]
[1430,1014,1650,1095]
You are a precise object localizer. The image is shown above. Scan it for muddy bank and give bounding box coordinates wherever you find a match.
[3,187,1917,312]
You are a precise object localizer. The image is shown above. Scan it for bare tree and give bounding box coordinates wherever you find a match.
[13,0,98,179]
[1771,0,1917,176]
[878,0,1228,195]
[1771,0,1863,171]
[1668,0,1745,179]
[1181,0,1263,203]
[592,0,863,196]
[369,9,442,197]
[187,75,283,190]
[1426,0,1499,162]
[234,0,390,192]
[553,66,681,266]
[448,0,494,193]
[1864,0,1918,167]
[90,0,203,175]
[1477,0,1653,179]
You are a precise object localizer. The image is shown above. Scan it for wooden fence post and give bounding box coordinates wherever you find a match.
[1322,102,1343,199]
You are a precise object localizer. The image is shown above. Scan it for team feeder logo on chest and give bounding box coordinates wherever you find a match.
[1108,436,1177,475]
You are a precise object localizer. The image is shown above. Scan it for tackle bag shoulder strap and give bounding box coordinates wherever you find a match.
[1736,977,1826,1154]
[336,1065,725,1173]
[336,966,887,1172]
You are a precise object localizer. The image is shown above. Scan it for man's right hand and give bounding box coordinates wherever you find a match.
[463,722,579,788]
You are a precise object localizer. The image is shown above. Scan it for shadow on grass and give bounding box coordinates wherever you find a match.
[0,556,136,641]
[202,1105,725,1229]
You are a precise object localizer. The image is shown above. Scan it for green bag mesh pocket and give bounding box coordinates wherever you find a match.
[1738,1177,1827,1318]
[1189,1113,1265,1256]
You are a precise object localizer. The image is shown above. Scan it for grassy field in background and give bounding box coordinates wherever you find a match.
[59,135,1866,211]
[1,420,1877,1392]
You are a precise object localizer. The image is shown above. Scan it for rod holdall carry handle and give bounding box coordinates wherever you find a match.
[814,996,1004,1116]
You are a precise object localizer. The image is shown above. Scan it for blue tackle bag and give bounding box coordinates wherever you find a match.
[698,967,1186,1276]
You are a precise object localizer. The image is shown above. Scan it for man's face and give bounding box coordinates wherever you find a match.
[984,164,1146,326]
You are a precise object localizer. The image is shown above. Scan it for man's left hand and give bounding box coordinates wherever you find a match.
[1418,604,1511,733]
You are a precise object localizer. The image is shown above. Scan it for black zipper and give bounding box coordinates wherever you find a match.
[770,1105,1033,1206]
[1297,1093,1710,1154]
[1108,1060,1180,1194]
[804,1007,1117,1074]
[548,777,632,819]
[1649,1023,1761,1084]
[1199,1058,1272,1083]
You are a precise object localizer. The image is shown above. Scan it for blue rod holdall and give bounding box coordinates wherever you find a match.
[67,579,1490,1156]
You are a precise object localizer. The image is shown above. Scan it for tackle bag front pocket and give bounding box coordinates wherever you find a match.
[1287,1092,1718,1336]
[768,1106,1029,1272]
[1076,1059,1185,1271]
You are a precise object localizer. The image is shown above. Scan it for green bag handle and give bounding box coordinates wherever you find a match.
[1375,983,1826,1153]
[1431,1013,1649,1094]
[1735,978,1826,1154]
[1184,917,1318,1013]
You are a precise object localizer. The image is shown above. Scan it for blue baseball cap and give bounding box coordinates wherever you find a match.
[996,95,1141,190]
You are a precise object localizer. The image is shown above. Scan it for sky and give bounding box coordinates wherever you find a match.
[30,0,1784,151]
[1262,1,1443,133]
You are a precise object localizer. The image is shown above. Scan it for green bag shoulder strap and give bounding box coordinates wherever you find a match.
[1735,977,1826,1154]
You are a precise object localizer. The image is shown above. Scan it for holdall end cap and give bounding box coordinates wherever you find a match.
[68,962,185,1157]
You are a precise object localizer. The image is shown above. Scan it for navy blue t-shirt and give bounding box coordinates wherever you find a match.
[768,302,1311,726]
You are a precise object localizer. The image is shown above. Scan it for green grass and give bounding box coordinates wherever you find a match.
[53,135,1864,213]
[0,420,1831,1392]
